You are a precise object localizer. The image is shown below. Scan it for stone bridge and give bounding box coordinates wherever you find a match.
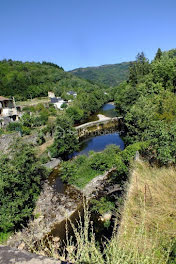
[75,116,123,139]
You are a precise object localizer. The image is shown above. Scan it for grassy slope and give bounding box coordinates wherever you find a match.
[69,62,130,86]
[108,161,176,264]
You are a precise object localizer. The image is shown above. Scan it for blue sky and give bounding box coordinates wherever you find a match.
[0,0,176,70]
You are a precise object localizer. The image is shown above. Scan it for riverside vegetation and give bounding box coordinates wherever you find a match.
[0,48,176,263]
[0,60,110,241]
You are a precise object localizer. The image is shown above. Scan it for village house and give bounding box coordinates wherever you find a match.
[50,97,66,109]
[66,91,77,97]
[48,92,66,110]
[0,96,20,128]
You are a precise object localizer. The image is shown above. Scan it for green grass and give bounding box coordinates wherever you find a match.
[59,145,122,188]
[0,232,12,244]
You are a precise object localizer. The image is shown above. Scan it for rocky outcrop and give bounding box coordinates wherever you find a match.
[82,168,117,198]
[23,132,39,145]
[7,169,117,251]
[43,158,61,169]
[0,132,20,154]
[0,246,60,264]
[7,181,83,249]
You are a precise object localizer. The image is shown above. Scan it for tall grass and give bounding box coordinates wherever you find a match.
[106,161,176,264]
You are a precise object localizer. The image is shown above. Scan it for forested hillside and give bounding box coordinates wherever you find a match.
[114,48,176,165]
[69,62,130,86]
[0,60,104,100]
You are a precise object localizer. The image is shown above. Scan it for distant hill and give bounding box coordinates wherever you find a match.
[69,62,130,86]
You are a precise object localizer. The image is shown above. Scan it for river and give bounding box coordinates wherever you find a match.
[71,102,124,157]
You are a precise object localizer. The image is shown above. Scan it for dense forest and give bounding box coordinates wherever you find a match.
[69,62,130,86]
[0,60,107,100]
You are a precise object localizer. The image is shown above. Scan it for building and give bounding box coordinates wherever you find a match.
[48,91,55,98]
[0,96,20,127]
[50,97,66,110]
[66,91,77,97]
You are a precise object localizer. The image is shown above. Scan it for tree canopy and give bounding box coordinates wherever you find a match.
[114,49,176,164]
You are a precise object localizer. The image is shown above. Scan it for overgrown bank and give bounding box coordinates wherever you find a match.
[16,161,176,264]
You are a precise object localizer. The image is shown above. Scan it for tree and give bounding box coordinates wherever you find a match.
[128,52,150,86]
[66,106,84,123]
[0,143,47,234]
[49,115,79,158]
[154,48,162,61]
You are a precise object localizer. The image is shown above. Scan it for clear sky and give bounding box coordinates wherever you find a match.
[0,0,176,70]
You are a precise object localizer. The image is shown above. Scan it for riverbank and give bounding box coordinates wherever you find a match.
[7,167,115,249]
[6,102,124,252]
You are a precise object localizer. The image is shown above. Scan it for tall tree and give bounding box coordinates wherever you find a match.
[154,48,162,61]
[128,52,149,85]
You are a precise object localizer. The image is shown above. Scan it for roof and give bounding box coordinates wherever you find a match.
[50,97,63,103]
[0,96,11,101]
[67,91,77,95]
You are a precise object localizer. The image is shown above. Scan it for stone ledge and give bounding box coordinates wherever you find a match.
[0,246,61,264]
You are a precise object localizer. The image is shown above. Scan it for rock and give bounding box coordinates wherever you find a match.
[43,158,61,169]
[0,132,20,154]
[53,237,60,243]
[0,245,60,263]
[18,242,25,250]
[99,212,112,222]
[82,168,116,198]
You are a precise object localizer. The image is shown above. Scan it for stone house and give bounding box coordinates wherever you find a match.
[50,97,66,110]
[0,96,20,128]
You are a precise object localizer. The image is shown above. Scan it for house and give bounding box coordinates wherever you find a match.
[0,96,20,127]
[66,91,77,97]
[50,97,66,110]
[48,91,55,98]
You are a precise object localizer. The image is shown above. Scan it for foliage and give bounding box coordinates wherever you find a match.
[91,197,115,215]
[0,142,48,234]
[114,48,176,164]
[59,143,146,188]
[66,106,84,124]
[7,121,31,135]
[49,115,79,158]
[0,59,104,101]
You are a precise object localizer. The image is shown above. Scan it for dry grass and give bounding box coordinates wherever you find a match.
[107,161,176,264]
